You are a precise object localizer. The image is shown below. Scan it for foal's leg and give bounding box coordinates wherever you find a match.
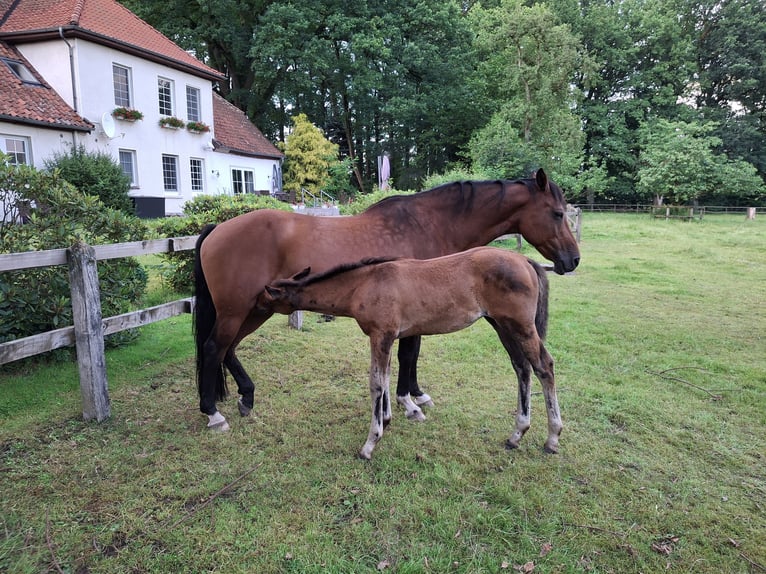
[485,318,535,450]
[360,334,394,460]
[396,336,433,421]
[528,343,562,453]
[506,355,533,450]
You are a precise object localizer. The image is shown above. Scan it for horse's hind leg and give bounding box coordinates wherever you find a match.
[224,349,255,416]
[531,343,562,454]
[225,311,273,417]
[486,318,534,450]
[396,336,433,421]
[506,355,533,450]
[360,334,394,460]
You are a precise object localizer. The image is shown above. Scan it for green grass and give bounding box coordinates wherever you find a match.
[1,213,765,573]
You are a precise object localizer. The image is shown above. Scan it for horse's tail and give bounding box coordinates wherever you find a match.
[194,224,228,402]
[528,259,549,341]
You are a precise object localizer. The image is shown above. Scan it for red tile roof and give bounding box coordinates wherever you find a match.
[0,0,224,81]
[0,40,92,130]
[212,93,283,160]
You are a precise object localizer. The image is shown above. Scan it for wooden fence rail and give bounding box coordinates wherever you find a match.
[0,236,199,421]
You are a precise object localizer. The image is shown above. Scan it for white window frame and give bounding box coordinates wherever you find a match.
[1,135,32,165]
[231,168,255,194]
[113,64,132,107]
[158,77,174,116]
[118,149,138,187]
[190,158,204,192]
[186,86,201,122]
[162,155,179,193]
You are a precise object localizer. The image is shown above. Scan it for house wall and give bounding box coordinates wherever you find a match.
[0,121,75,169]
[16,39,282,217]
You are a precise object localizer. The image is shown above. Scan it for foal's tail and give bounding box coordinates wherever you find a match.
[528,259,549,341]
[194,224,228,402]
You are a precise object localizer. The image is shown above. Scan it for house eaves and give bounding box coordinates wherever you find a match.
[1,26,225,83]
[0,113,92,131]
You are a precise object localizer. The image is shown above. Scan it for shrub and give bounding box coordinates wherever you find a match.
[0,157,147,349]
[154,194,291,292]
[44,145,133,215]
[338,188,416,215]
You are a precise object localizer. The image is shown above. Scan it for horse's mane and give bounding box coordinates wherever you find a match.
[277,257,400,289]
[363,178,551,218]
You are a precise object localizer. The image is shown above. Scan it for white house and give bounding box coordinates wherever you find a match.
[0,0,283,217]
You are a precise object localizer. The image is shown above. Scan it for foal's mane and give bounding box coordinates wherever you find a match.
[279,257,400,288]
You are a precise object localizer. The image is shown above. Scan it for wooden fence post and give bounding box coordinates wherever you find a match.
[67,241,110,422]
[288,310,303,330]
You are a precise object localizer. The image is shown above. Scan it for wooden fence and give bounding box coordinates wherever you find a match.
[0,237,199,422]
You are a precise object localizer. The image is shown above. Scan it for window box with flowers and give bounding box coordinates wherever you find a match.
[186,121,211,134]
[112,107,144,121]
[158,116,185,130]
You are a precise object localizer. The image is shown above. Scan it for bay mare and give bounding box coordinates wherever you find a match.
[194,169,579,431]
[260,247,560,459]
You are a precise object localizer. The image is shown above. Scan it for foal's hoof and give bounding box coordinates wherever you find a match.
[505,439,520,450]
[237,398,252,417]
[406,409,426,422]
[543,444,559,454]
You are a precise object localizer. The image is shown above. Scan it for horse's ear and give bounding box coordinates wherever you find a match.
[535,168,549,192]
[293,267,311,280]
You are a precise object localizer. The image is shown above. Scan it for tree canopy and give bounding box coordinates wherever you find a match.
[123,0,766,205]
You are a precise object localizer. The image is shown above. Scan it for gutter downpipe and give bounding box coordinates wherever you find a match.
[59,27,79,148]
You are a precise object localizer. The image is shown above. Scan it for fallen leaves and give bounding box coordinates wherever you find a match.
[651,534,680,555]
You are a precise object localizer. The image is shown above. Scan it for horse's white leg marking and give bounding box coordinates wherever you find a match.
[396,393,426,421]
[207,411,230,431]
[360,337,393,460]
[506,366,532,449]
[413,393,434,408]
[536,347,562,453]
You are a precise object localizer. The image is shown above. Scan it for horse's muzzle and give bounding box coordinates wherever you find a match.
[554,255,580,275]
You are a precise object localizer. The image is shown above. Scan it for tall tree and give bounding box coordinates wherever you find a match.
[636,119,764,205]
[121,0,273,115]
[467,0,585,188]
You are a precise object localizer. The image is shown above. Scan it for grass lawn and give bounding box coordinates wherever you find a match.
[1,213,764,573]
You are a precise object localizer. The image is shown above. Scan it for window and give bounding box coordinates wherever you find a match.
[158,77,174,116]
[162,155,179,192]
[186,86,201,122]
[2,58,42,85]
[119,149,137,186]
[231,168,255,194]
[113,64,131,107]
[190,158,204,192]
[1,136,31,165]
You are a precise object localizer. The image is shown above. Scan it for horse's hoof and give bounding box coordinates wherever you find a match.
[207,412,230,431]
[406,410,426,422]
[414,394,434,408]
[543,444,559,454]
[505,439,520,450]
[237,399,252,417]
[357,450,372,461]
[208,420,230,432]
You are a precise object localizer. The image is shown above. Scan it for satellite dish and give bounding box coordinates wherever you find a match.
[101,112,116,138]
